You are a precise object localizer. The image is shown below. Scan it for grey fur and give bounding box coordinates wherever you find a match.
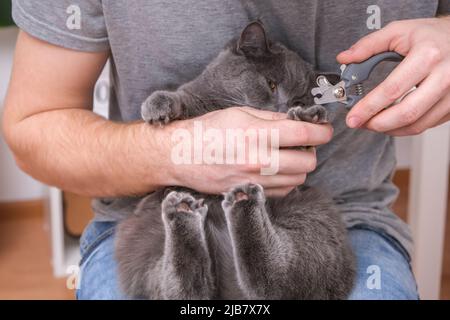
[115,21,355,300]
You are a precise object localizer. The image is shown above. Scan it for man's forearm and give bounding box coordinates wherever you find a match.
[4,108,173,197]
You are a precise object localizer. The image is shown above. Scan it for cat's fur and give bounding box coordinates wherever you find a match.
[115,22,355,300]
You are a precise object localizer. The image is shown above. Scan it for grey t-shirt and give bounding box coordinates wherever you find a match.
[12,0,448,257]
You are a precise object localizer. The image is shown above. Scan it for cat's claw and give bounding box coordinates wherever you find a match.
[287,105,329,124]
[221,183,265,211]
[141,91,180,126]
[162,191,208,221]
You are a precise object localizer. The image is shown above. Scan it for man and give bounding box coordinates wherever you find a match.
[3,0,449,299]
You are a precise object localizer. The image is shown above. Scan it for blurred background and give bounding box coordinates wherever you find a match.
[0,0,449,300]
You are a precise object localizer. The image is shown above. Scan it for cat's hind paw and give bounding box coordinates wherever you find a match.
[162,191,208,221]
[221,183,265,211]
[287,105,328,124]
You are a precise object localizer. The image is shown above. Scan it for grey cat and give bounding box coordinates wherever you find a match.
[115,21,355,300]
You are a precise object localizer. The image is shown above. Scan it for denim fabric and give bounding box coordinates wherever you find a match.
[76,221,418,300]
[347,227,419,300]
[77,221,127,300]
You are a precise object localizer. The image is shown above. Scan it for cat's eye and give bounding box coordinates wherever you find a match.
[267,79,277,92]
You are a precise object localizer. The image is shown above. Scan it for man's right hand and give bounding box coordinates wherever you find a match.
[158,107,333,197]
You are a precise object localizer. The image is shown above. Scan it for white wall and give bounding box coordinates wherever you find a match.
[0,27,44,202]
[396,137,413,169]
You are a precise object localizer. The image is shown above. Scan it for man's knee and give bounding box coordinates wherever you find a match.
[347,228,419,300]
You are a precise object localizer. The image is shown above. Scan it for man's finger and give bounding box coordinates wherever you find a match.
[346,46,432,128]
[436,114,450,127]
[265,186,296,197]
[366,63,448,132]
[254,173,307,188]
[231,107,333,146]
[337,22,404,64]
[264,120,333,147]
[385,93,450,136]
[277,148,317,174]
[244,148,317,174]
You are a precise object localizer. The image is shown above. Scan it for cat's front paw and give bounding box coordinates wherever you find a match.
[221,183,265,211]
[287,105,328,124]
[162,191,208,222]
[141,91,181,125]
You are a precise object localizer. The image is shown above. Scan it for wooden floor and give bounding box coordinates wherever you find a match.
[0,169,448,299]
[0,202,74,299]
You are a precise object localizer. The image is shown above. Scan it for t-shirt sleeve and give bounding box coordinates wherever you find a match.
[12,0,109,52]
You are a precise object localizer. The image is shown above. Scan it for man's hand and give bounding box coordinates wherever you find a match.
[337,17,450,136]
[159,107,333,197]
[2,31,332,198]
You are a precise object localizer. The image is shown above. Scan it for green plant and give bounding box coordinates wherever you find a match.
[0,0,14,27]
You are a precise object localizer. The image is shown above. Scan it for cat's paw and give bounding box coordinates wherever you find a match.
[221,183,265,211]
[287,105,329,124]
[141,91,181,125]
[162,191,208,222]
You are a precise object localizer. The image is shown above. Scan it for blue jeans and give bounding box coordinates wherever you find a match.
[76,221,419,300]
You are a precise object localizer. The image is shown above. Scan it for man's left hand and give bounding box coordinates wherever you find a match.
[337,17,450,136]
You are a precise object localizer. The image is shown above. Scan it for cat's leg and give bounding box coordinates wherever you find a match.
[222,183,291,299]
[287,104,329,124]
[158,191,214,299]
[141,89,210,125]
[222,184,355,299]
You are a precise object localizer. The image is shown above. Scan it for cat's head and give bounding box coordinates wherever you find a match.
[207,21,324,112]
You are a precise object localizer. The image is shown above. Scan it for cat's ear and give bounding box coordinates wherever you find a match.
[237,21,271,57]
